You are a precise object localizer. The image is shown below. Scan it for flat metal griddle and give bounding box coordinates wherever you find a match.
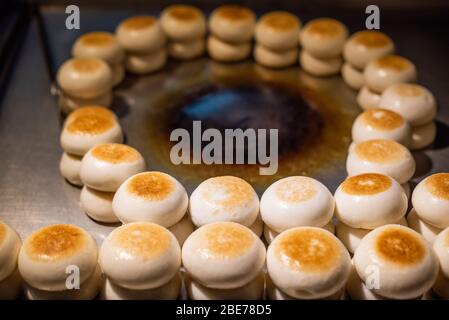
[1,5,449,245]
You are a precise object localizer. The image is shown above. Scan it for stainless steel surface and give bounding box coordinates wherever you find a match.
[1,7,449,245]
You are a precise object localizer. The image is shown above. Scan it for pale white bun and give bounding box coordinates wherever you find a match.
[357,86,381,110]
[260,176,334,233]
[113,171,188,227]
[299,18,348,59]
[342,62,364,90]
[189,176,258,228]
[182,222,266,289]
[99,222,180,290]
[185,272,264,300]
[346,139,415,184]
[299,50,342,77]
[168,214,195,246]
[335,173,407,229]
[249,214,263,238]
[254,44,298,68]
[379,83,437,126]
[433,227,449,278]
[336,217,407,254]
[79,143,145,192]
[364,55,417,93]
[0,268,22,300]
[57,58,112,99]
[125,49,167,74]
[60,106,123,156]
[412,173,449,228]
[160,5,206,41]
[207,36,251,62]
[24,264,101,300]
[407,208,442,244]
[59,152,83,187]
[267,227,351,299]
[209,5,256,43]
[346,261,386,300]
[80,186,119,223]
[111,63,125,87]
[353,224,439,299]
[255,11,301,50]
[432,272,449,299]
[343,31,395,70]
[100,272,181,300]
[0,221,21,282]
[168,38,205,60]
[72,32,124,65]
[410,121,437,150]
[352,109,411,147]
[264,221,335,245]
[18,224,98,291]
[58,90,112,114]
[115,16,166,53]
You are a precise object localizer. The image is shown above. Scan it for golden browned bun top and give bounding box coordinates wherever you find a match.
[425,173,449,200]
[214,5,254,21]
[66,112,115,135]
[352,30,392,48]
[374,55,413,71]
[25,224,90,262]
[375,226,425,266]
[127,172,175,200]
[305,18,345,38]
[355,139,407,164]
[70,58,104,73]
[201,176,254,208]
[361,109,405,131]
[113,223,171,260]
[275,228,340,272]
[341,173,392,195]
[165,5,202,21]
[91,143,141,164]
[275,177,317,203]
[79,32,116,46]
[121,16,156,30]
[201,223,253,259]
[0,222,6,246]
[260,11,300,31]
[392,83,423,97]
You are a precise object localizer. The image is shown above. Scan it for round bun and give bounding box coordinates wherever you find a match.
[58,90,112,114]
[343,31,394,70]
[189,176,259,228]
[432,227,449,279]
[79,143,145,192]
[182,222,265,289]
[72,32,124,65]
[0,222,21,282]
[255,11,301,50]
[168,38,205,60]
[24,264,101,300]
[407,208,442,244]
[352,109,411,147]
[100,272,181,300]
[410,121,436,150]
[185,272,264,300]
[379,83,437,126]
[353,224,438,299]
[342,62,364,90]
[113,171,188,227]
[80,186,119,223]
[57,58,112,99]
[299,50,342,77]
[346,139,415,184]
[18,224,98,291]
[99,222,180,290]
[260,176,334,233]
[60,106,123,156]
[267,227,350,299]
[357,86,381,110]
[168,214,195,246]
[125,49,167,74]
[412,173,449,229]
[299,18,348,59]
[335,173,407,229]
[254,44,298,68]
[207,36,251,62]
[160,5,206,41]
[209,5,256,43]
[59,152,83,187]
[115,16,166,53]
[364,55,417,93]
